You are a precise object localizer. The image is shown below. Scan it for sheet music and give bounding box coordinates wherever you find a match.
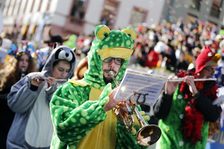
[114,69,167,107]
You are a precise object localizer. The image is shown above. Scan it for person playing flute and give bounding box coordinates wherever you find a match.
[153,45,223,149]
[7,46,76,149]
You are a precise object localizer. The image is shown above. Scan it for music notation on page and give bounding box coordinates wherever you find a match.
[114,69,167,108]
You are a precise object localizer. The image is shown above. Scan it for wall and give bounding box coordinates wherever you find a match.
[83,0,165,34]
[83,0,104,35]
[116,0,165,28]
[51,0,73,26]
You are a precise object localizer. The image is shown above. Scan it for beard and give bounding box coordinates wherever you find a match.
[103,69,117,84]
[103,76,113,84]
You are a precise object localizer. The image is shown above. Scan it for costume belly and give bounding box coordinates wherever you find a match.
[77,87,117,149]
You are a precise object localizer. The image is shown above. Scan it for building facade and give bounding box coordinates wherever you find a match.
[2,0,224,41]
[162,0,224,26]
[2,0,166,41]
[0,0,5,33]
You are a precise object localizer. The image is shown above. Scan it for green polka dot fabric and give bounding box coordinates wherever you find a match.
[157,86,209,149]
[83,27,133,90]
[50,25,146,149]
[50,83,110,148]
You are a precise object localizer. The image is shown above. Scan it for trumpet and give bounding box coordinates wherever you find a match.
[109,71,161,146]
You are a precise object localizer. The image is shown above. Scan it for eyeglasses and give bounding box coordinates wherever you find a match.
[103,57,124,65]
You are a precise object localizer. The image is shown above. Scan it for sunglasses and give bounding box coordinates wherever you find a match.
[103,57,124,65]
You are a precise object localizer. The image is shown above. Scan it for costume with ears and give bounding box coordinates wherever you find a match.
[50,25,147,149]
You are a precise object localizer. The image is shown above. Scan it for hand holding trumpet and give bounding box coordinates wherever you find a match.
[104,87,121,111]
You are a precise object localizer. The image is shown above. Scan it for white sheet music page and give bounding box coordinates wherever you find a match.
[114,69,167,107]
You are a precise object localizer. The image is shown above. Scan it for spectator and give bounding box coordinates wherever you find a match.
[0,51,36,149]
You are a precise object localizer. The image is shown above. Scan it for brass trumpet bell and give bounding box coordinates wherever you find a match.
[137,124,161,146]
[109,70,161,146]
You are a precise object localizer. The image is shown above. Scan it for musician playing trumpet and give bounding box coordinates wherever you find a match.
[153,46,223,149]
[50,25,150,149]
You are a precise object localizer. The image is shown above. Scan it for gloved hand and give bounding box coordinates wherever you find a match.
[140,111,150,122]
[98,83,112,107]
[130,111,150,135]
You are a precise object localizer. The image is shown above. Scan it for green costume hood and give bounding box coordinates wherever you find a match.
[83,25,136,89]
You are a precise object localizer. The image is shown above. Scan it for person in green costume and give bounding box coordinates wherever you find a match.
[50,25,149,149]
[153,46,223,149]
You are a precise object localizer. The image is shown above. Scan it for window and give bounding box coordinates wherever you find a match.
[100,0,120,28]
[46,0,52,12]
[23,0,28,14]
[129,7,147,27]
[38,0,43,11]
[70,0,86,22]
[190,0,202,10]
[210,0,223,18]
[15,0,23,15]
[3,0,11,16]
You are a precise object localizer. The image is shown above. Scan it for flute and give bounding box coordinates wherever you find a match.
[167,78,217,82]
[31,75,67,82]
[40,77,67,82]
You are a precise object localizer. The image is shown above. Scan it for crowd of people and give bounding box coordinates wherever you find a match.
[0,19,224,149]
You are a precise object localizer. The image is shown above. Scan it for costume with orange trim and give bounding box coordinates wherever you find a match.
[73,57,88,80]
[154,46,222,149]
[50,25,148,149]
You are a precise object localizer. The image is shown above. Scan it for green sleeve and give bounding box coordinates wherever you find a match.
[116,121,147,149]
[115,105,147,149]
[50,82,111,145]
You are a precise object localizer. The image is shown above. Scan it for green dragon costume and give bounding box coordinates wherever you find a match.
[50,25,146,149]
